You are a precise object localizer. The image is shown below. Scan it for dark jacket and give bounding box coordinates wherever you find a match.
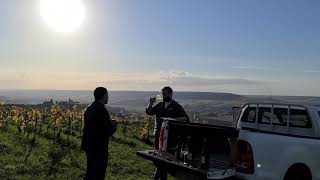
[81,101,116,152]
[146,100,189,136]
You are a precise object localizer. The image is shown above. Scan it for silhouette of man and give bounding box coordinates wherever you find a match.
[81,87,117,180]
[146,86,189,180]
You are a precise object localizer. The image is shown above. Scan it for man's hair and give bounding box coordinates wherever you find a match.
[94,87,108,100]
[162,86,173,94]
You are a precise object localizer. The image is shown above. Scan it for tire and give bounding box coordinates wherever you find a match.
[283,164,312,180]
[175,171,206,180]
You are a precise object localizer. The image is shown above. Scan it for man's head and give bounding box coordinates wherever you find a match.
[161,86,173,102]
[94,87,108,104]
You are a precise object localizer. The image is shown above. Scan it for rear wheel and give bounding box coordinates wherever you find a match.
[283,163,312,180]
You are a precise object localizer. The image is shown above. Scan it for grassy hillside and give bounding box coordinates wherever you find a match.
[0,125,158,180]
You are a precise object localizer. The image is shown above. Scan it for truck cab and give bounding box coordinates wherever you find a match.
[236,103,320,180]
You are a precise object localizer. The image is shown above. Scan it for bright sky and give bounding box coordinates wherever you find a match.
[0,0,320,96]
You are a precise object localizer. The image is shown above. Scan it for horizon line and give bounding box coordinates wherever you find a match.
[0,88,319,98]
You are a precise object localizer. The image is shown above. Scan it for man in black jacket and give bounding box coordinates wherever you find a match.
[146,86,189,180]
[81,87,117,180]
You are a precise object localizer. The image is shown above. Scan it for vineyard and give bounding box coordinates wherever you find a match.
[0,104,155,145]
[0,104,159,179]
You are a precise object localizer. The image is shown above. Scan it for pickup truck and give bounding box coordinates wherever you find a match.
[137,103,320,180]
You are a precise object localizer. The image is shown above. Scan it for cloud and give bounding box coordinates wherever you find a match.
[171,76,259,86]
[232,66,281,71]
[233,66,320,75]
[0,70,262,91]
[304,70,320,73]
[1,70,320,96]
[157,70,260,86]
[0,80,25,89]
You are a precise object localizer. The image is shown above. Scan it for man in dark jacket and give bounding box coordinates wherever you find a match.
[81,87,117,180]
[146,86,189,180]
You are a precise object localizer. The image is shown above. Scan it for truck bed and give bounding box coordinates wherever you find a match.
[137,120,239,179]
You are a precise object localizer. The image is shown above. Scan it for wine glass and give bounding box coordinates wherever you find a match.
[155,92,162,103]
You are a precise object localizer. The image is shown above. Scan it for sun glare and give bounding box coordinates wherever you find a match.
[40,0,86,33]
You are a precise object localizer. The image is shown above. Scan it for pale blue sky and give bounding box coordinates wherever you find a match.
[0,0,320,96]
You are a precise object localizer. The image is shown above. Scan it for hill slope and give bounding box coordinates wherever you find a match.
[0,126,156,180]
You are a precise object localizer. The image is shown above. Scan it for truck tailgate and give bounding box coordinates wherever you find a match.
[137,150,236,179]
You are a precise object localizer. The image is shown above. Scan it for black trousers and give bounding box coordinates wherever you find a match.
[84,150,109,180]
[154,135,167,180]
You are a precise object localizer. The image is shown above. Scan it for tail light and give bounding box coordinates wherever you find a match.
[236,140,254,174]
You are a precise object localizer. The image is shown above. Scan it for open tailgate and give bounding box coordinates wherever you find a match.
[137,150,236,179]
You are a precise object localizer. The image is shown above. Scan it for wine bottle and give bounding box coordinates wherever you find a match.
[175,136,182,159]
[201,137,208,169]
[186,136,193,165]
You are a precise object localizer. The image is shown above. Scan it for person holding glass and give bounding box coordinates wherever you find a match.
[146,86,189,180]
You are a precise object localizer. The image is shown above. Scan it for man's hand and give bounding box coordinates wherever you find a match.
[146,97,157,115]
[149,97,156,105]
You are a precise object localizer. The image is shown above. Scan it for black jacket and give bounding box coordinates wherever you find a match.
[81,101,116,152]
[146,100,189,136]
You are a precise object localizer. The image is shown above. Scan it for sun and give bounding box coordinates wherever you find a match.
[40,0,86,33]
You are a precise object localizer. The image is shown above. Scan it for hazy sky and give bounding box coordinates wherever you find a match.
[1,0,320,96]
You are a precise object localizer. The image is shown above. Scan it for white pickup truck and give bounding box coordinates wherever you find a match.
[137,103,320,180]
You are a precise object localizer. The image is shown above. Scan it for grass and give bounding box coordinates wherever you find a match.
[0,125,158,180]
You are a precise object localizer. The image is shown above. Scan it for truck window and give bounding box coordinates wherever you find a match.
[258,107,272,124]
[241,107,256,123]
[318,111,320,118]
[273,108,288,126]
[289,109,312,128]
[258,107,288,126]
